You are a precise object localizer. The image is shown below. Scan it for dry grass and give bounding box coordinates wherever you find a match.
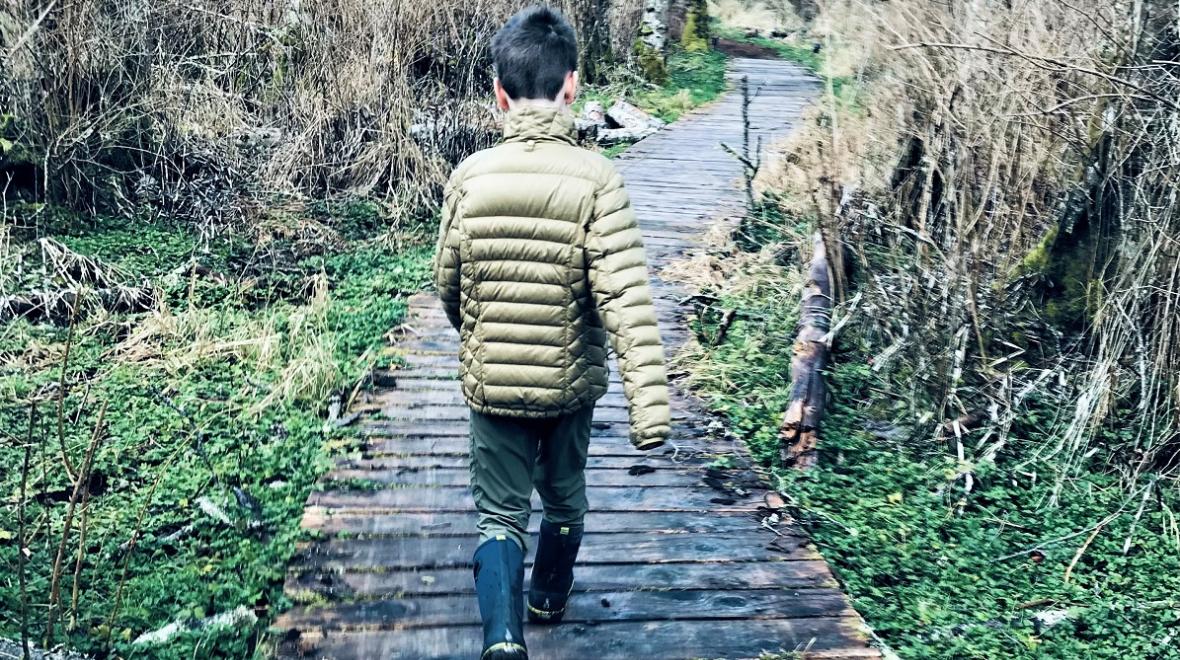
[771,0,1180,483]
[0,0,643,227]
[709,0,805,35]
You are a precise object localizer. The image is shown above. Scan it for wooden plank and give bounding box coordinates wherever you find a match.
[285,559,838,600]
[305,485,759,514]
[359,437,715,459]
[330,454,705,472]
[299,509,767,537]
[290,531,812,571]
[276,588,855,632]
[278,618,874,659]
[370,388,633,410]
[361,418,708,438]
[369,405,638,423]
[326,465,705,487]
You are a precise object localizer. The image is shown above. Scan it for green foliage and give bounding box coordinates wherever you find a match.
[681,0,711,53]
[778,366,1180,660]
[649,50,729,120]
[0,208,432,657]
[0,112,40,166]
[1018,226,1059,276]
[582,48,729,126]
[633,39,668,84]
[688,207,1180,659]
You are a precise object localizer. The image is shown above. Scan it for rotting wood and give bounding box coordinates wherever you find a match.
[281,618,876,660]
[277,587,853,632]
[300,509,760,538]
[780,231,834,468]
[284,559,839,601]
[291,531,814,571]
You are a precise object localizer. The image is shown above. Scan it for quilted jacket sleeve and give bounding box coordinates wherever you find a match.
[434,182,462,331]
[586,170,671,449]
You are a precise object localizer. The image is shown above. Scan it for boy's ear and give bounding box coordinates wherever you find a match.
[493,78,511,111]
[563,71,578,106]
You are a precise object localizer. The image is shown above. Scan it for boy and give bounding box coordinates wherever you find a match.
[433,6,671,659]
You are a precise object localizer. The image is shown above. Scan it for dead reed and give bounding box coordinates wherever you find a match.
[772,0,1180,486]
[1,0,643,227]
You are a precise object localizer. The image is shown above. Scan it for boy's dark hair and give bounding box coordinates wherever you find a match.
[491,6,578,101]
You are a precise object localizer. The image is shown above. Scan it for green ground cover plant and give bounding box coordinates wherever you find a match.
[0,204,432,658]
[682,232,1180,659]
[580,47,730,124]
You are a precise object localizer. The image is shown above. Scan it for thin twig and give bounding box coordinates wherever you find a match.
[45,400,107,646]
[55,295,81,482]
[891,41,1180,112]
[1063,521,1106,584]
[19,404,35,660]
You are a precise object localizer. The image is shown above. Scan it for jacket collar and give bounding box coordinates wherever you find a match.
[502,105,577,145]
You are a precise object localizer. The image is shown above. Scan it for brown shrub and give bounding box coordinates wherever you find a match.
[773,0,1180,477]
[0,0,642,226]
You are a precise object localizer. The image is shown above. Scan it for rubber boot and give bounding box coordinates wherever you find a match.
[473,537,528,660]
[527,521,584,623]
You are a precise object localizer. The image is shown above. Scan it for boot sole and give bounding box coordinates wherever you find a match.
[482,642,528,660]
[526,602,566,624]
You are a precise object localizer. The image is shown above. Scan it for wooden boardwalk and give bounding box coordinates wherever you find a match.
[275,58,878,660]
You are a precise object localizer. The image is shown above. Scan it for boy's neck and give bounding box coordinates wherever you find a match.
[505,97,568,113]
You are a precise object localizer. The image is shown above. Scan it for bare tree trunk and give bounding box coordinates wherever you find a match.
[780,232,833,468]
[636,0,669,80]
[667,0,688,43]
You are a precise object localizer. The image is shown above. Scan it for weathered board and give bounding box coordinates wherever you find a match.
[273,58,879,660]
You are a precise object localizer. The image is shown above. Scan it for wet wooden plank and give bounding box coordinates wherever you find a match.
[279,618,873,660]
[305,484,759,513]
[291,531,815,571]
[370,405,637,423]
[277,588,854,632]
[285,558,838,600]
[330,453,705,472]
[326,465,705,487]
[299,509,766,538]
[359,437,715,458]
[371,388,632,409]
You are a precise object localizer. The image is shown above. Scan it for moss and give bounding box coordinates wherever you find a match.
[681,2,710,53]
[634,39,667,83]
[1019,226,1059,276]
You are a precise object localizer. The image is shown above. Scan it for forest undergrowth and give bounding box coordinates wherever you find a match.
[680,2,1180,658]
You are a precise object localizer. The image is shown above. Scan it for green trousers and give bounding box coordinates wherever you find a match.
[469,405,594,551]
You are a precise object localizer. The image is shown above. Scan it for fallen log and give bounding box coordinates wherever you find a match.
[779,232,833,468]
[0,286,156,325]
[576,100,666,146]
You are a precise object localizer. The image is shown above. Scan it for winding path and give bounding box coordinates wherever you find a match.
[275,58,879,660]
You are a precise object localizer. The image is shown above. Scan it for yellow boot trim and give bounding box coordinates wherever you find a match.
[481,642,527,659]
[527,601,565,620]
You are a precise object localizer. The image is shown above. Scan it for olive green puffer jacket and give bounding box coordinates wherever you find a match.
[433,105,670,448]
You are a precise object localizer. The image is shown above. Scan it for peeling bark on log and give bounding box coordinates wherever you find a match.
[780,232,833,468]
[577,101,665,146]
[607,101,666,132]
